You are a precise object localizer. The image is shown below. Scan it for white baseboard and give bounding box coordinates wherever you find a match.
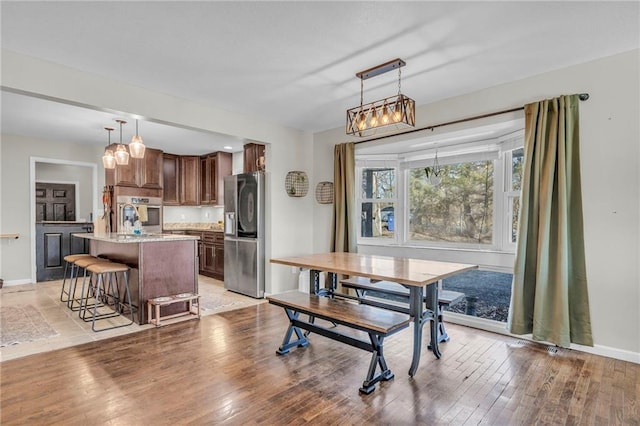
[444,312,640,365]
[1,279,33,287]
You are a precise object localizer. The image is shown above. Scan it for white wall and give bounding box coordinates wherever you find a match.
[36,163,94,222]
[0,133,104,283]
[1,50,315,295]
[313,49,640,362]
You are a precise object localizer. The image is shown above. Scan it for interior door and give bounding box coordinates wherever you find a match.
[35,182,76,221]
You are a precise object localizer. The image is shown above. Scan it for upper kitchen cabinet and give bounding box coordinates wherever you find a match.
[180,156,201,205]
[105,145,163,190]
[243,143,265,173]
[201,152,232,205]
[162,153,180,206]
[139,148,163,189]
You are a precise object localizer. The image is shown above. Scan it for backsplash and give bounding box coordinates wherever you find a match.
[163,206,224,224]
[164,222,223,231]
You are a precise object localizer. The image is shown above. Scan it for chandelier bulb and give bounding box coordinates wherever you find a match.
[357,110,367,131]
[381,102,390,125]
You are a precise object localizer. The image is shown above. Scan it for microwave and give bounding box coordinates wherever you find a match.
[116,196,162,233]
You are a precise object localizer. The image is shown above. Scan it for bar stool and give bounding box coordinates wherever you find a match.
[68,257,111,312]
[80,262,134,332]
[60,253,92,303]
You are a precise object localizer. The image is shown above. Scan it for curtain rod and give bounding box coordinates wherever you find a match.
[354,93,590,145]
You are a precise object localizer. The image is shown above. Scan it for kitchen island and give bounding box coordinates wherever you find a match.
[73,233,199,324]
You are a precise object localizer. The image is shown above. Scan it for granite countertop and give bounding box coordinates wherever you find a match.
[73,232,200,243]
[163,222,223,232]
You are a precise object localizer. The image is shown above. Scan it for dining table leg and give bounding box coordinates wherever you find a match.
[426,281,442,359]
[408,286,424,376]
[408,283,441,377]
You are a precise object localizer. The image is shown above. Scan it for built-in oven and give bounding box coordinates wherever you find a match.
[116,196,162,234]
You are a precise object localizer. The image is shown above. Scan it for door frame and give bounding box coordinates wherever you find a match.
[30,157,98,283]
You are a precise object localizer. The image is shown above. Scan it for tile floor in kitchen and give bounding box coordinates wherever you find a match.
[0,275,265,362]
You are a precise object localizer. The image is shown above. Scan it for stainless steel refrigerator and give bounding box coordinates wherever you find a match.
[223,172,265,298]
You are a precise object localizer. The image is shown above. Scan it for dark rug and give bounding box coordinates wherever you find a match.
[0,305,59,347]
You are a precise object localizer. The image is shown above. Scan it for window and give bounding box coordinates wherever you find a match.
[356,130,524,251]
[505,147,524,246]
[408,159,494,245]
[358,166,397,239]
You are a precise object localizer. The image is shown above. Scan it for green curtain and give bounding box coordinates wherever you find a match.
[331,142,356,253]
[507,94,593,347]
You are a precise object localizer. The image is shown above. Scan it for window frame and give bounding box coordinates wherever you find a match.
[355,159,400,244]
[355,131,524,253]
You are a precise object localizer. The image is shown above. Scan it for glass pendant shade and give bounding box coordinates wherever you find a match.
[102,149,116,169]
[129,135,145,158]
[129,120,146,158]
[115,144,130,165]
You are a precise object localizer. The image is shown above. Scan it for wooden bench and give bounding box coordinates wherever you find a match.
[340,277,465,343]
[267,291,410,394]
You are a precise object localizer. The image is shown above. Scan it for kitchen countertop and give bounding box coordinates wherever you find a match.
[73,232,200,243]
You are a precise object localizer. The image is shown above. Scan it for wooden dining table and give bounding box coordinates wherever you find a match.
[271,252,477,376]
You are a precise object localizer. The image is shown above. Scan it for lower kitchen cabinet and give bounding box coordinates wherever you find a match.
[193,231,224,280]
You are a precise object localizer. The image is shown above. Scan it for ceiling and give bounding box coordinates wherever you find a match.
[1,2,639,155]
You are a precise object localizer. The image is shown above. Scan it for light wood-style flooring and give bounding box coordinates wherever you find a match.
[1,300,638,425]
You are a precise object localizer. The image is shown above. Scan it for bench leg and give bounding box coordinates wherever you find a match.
[276,308,309,355]
[360,334,394,394]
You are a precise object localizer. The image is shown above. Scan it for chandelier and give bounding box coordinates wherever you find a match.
[346,58,415,137]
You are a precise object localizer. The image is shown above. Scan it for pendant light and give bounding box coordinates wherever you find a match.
[114,119,130,165]
[346,58,415,137]
[129,119,146,158]
[102,127,116,169]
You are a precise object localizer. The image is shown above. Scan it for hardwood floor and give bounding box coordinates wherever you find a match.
[1,303,638,425]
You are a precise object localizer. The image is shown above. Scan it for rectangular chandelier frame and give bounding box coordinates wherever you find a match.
[346,94,415,137]
[346,58,416,137]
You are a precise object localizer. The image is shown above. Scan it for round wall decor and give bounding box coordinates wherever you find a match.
[285,171,308,197]
[315,181,334,204]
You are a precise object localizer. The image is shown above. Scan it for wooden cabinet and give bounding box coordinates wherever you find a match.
[162,154,180,205]
[139,148,163,189]
[201,152,232,205]
[199,231,224,280]
[106,145,163,190]
[180,156,201,205]
[243,143,266,173]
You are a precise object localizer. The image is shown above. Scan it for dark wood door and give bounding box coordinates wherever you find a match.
[180,156,200,205]
[140,148,163,189]
[162,154,180,205]
[243,143,265,173]
[213,243,224,280]
[200,156,212,205]
[35,183,76,221]
[36,223,92,281]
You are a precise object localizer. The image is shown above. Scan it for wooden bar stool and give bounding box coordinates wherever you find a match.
[60,253,92,303]
[68,257,111,312]
[80,262,134,332]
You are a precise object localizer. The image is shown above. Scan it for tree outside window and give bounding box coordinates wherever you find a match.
[409,160,494,245]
